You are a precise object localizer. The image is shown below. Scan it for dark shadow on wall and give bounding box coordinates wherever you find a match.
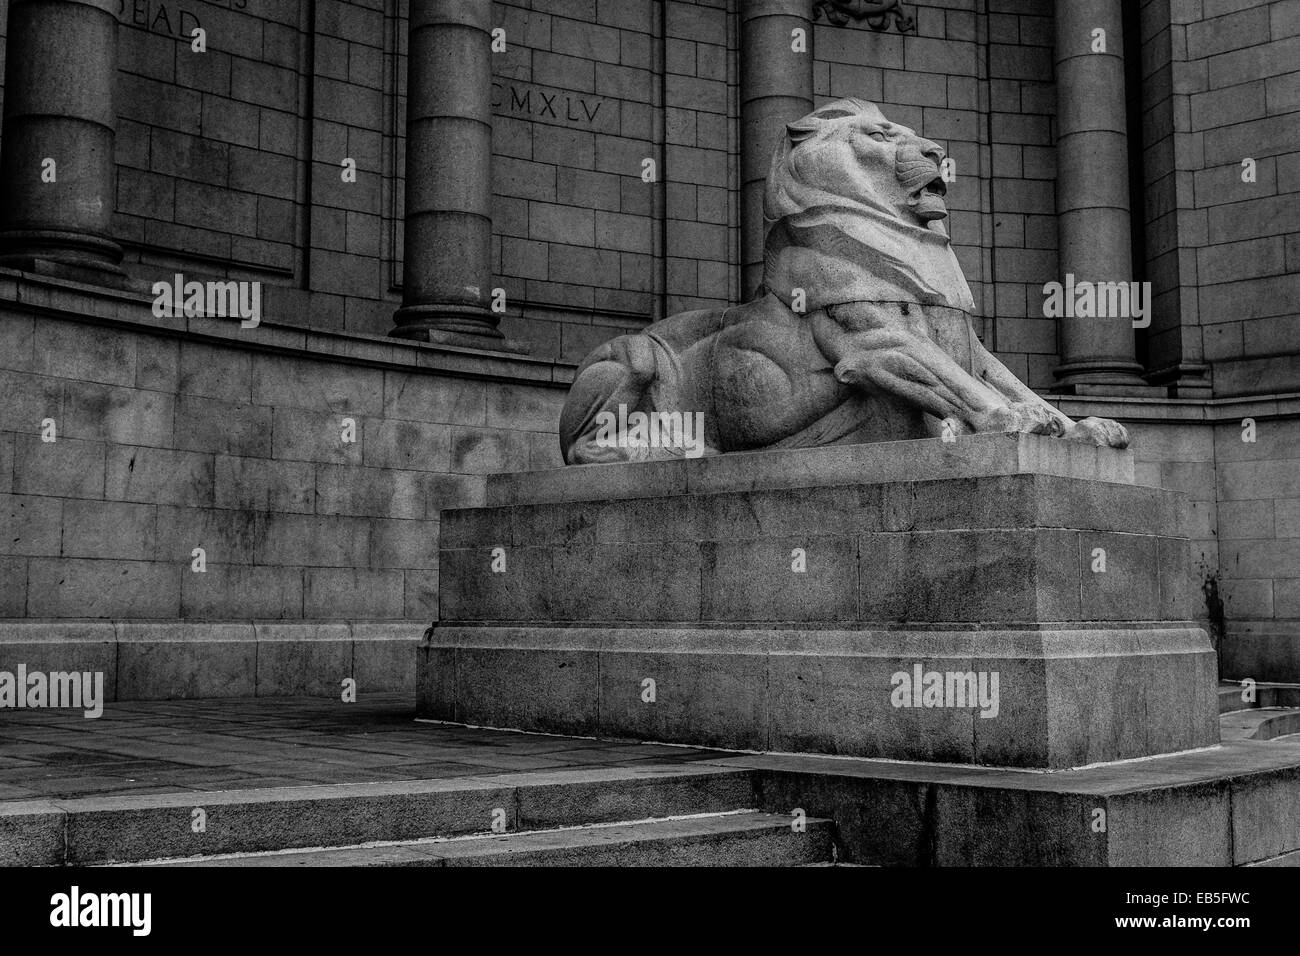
[1122,0,1150,373]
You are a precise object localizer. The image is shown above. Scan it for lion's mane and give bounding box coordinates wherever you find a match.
[761,97,975,314]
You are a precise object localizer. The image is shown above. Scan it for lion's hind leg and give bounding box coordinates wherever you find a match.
[558,334,660,464]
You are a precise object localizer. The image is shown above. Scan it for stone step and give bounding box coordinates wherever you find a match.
[12,731,1300,866]
[11,692,1300,868]
[800,861,867,866]
[128,811,834,867]
[1249,848,1300,867]
[1220,684,1256,714]
[1219,681,1300,715]
[0,765,759,866]
[1220,708,1300,741]
[714,738,1300,866]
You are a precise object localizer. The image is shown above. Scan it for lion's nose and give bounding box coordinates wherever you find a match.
[916,138,945,165]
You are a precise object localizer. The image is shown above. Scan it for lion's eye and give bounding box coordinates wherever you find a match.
[869,131,888,142]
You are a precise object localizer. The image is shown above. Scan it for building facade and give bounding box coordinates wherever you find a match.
[0,0,1297,696]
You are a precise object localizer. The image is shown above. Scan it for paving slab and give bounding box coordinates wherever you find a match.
[0,694,715,801]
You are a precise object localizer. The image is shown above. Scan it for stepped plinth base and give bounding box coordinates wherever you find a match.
[419,625,1216,769]
[420,433,1219,769]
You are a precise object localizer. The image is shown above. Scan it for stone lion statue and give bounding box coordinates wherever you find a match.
[559,98,1129,464]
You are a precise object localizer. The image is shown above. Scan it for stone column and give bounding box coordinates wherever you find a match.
[1052,0,1146,387]
[740,0,814,300]
[0,0,124,279]
[393,0,518,349]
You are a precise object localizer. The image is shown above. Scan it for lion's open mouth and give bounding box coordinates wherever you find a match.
[895,145,949,222]
[909,176,948,221]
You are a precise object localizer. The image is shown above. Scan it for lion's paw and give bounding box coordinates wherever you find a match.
[977,402,1064,437]
[568,437,652,464]
[1064,417,1129,449]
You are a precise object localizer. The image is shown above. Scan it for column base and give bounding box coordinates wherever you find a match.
[1145,362,1214,398]
[391,303,529,354]
[0,230,126,288]
[1051,359,1156,395]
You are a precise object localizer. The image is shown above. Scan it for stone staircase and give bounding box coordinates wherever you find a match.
[7,693,1300,867]
[135,812,835,867]
[1218,681,1300,741]
[4,765,835,867]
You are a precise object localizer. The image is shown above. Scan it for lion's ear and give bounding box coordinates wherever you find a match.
[786,118,820,144]
[787,107,856,144]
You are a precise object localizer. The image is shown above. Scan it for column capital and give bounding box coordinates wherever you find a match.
[745,0,816,21]
[410,0,493,32]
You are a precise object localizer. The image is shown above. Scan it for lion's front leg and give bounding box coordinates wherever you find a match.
[969,335,1130,449]
[811,305,1059,439]
[811,309,996,424]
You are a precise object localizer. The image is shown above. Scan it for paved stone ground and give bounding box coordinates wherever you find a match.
[0,695,720,802]
[4,691,1294,805]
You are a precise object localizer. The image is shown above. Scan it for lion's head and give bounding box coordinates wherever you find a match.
[762,98,975,314]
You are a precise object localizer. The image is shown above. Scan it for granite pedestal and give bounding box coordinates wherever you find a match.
[418,433,1218,769]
